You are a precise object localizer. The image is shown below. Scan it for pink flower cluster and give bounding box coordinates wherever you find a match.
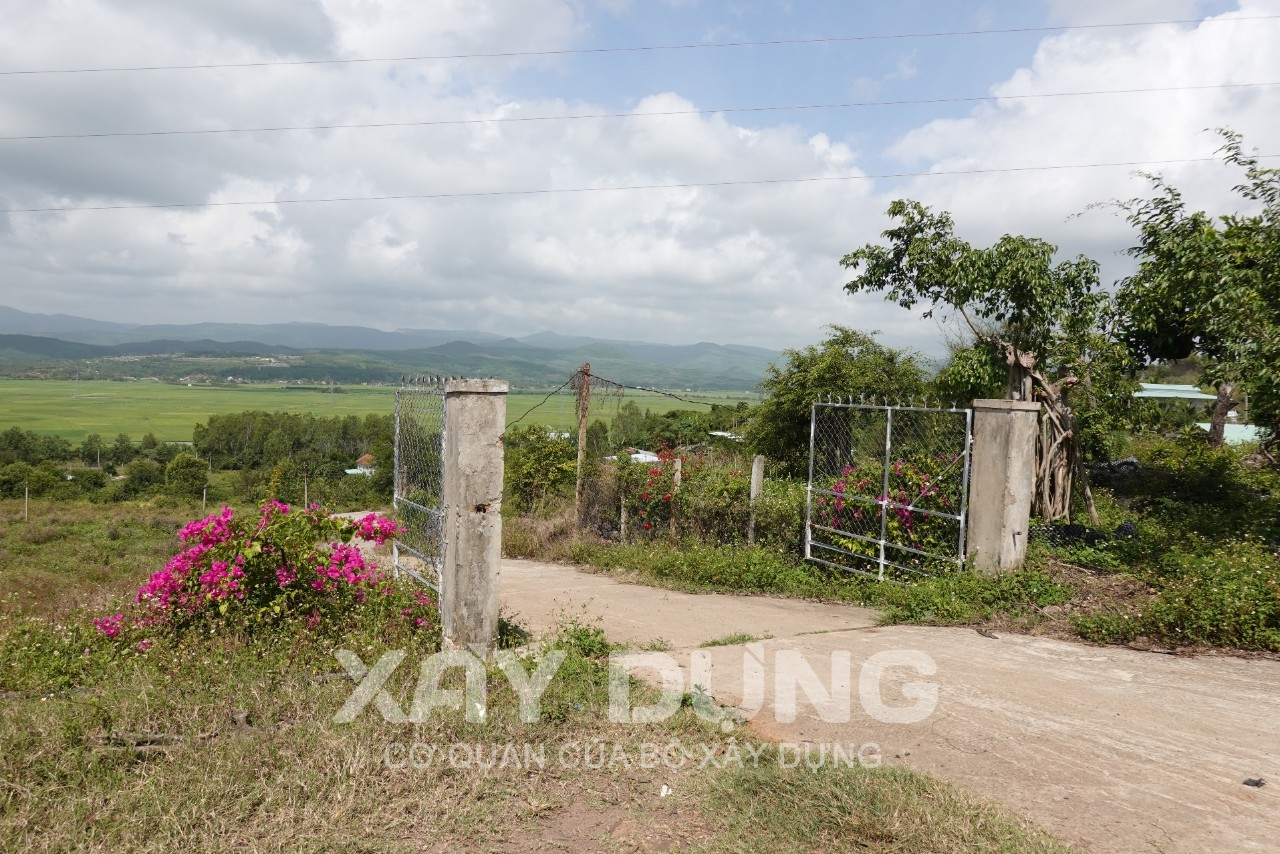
[99,503,409,642]
[178,505,237,548]
[353,513,400,545]
[139,506,240,613]
[257,499,290,529]
[93,613,124,639]
[310,543,378,593]
[198,557,247,602]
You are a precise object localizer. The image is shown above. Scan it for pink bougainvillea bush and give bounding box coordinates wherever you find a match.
[97,501,437,645]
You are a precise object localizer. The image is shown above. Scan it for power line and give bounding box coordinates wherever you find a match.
[4,81,1274,143]
[504,369,751,432]
[8,154,1276,215]
[595,378,743,410]
[2,15,1276,77]
[505,378,575,430]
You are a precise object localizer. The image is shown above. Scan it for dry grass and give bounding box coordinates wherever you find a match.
[0,499,190,620]
[0,636,1069,853]
[0,500,1071,852]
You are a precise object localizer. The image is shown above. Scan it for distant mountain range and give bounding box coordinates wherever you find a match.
[0,306,779,390]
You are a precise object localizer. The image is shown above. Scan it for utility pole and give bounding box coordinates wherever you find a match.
[574,363,591,529]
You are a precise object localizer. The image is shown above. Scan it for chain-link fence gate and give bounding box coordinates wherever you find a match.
[393,379,446,589]
[807,401,973,581]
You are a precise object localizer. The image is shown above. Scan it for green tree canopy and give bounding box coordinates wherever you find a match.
[1115,130,1280,449]
[841,201,1131,520]
[165,452,208,499]
[744,326,927,475]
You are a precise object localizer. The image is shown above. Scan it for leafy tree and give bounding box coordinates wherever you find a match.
[165,452,208,499]
[0,428,36,466]
[0,428,70,466]
[504,425,578,512]
[1114,130,1280,451]
[74,468,109,492]
[744,325,927,475]
[842,201,1132,521]
[123,458,164,496]
[28,463,62,497]
[585,419,610,459]
[79,433,104,468]
[0,462,32,498]
[108,433,136,467]
[610,401,648,449]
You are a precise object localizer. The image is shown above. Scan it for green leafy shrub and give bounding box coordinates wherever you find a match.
[1076,541,1280,650]
[869,569,1074,624]
[504,425,577,513]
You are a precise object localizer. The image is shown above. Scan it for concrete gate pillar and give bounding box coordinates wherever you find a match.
[966,399,1040,575]
[441,378,508,657]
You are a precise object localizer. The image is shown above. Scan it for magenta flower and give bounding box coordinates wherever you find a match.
[94,613,124,639]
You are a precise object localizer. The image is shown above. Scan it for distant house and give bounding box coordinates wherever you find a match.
[1133,384,1267,445]
[345,453,377,477]
[604,449,661,463]
[708,431,744,442]
[1194,423,1268,446]
[1132,383,1217,402]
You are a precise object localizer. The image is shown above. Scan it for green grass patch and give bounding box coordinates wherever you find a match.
[0,378,405,443]
[699,631,771,648]
[692,755,1068,853]
[564,540,1076,629]
[0,499,198,620]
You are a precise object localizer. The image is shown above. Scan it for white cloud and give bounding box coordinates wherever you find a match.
[1044,0,1207,26]
[883,2,1280,287]
[0,1,1274,360]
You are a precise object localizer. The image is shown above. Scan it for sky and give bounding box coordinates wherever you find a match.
[1,0,1277,357]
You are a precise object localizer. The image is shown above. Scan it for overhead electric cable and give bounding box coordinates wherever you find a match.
[2,81,1273,142]
[1,15,1276,76]
[8,154,1276,215]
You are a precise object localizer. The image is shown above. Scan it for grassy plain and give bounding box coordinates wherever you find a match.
[0,498,1066,852]
[0,379,758,442]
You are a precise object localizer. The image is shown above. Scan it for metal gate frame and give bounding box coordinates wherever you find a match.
[393,379,446,590]
[806,400,973,581]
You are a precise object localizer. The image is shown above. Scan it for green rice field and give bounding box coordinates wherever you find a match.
[0,379,757,442]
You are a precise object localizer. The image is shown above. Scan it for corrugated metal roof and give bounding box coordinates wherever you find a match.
[1133,383,1217,401]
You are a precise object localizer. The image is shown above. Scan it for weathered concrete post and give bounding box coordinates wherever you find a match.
[442,378,508,657]
[967,399,1040,575]
[747,454,765,545]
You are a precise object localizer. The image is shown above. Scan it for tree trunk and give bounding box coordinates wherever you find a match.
[1006,358,1033,402]
[1207,382,1236,449]
[996,340,1079,522]
[1035,383,1073,522]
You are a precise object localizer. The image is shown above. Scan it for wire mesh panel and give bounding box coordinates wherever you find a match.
[393,380,446,589]
[807,402,972,581]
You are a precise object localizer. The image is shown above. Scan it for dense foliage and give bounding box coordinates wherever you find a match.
[1116,130,1280,448]
[0,412,392,509]
[743,326,927,476]
[841,200,1134,521]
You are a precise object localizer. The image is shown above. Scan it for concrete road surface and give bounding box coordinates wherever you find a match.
[501,558,1280,854]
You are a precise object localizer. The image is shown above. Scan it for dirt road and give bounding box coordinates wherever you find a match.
[501,559,1280,853]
